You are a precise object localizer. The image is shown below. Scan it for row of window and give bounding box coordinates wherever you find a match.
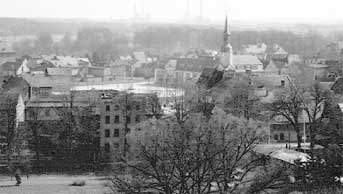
[274,133,310,142]
[27,109,52,118]
[105,104,141,112]
[104,128,121,138]
[104,142,119,153]
[236,64,260,70]
[274,133,285,141]
[104,115,141,124]
[32,87,52,97]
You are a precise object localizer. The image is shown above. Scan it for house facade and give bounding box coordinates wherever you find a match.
[154,57,218,85]
[99,90,161,161]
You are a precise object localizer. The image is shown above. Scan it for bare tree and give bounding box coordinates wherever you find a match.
[109,108,269,194]
[269,78,304,149]
[26,104,46,170]
[303,82,334,148]
[270,79,334,149]
[54,90,100,170]
[0,93,19,169]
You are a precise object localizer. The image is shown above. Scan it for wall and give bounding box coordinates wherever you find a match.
[99,95,151,161]
[270,123,310,143]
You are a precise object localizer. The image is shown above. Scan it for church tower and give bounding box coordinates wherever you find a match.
[220,15,234,70]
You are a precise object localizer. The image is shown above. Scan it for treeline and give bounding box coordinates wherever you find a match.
[13,27,130,59]
[10,23,338,59]
[134,26,328,58]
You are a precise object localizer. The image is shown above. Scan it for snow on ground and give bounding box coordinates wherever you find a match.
[0,174,111,194]
[72,82,184,98]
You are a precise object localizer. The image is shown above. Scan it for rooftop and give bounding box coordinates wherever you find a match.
[255,143,323,164]
[169,57,219,72]
[72,82,184,98]
[42,55,91,68]
[233,55,263,66]
[22,74,73,91]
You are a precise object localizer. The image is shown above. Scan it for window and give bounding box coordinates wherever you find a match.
[28,109,36,118]
[39,87,51,97]
[105,116,110,124]
[251,65,258,70]
[126,116,131,124]
[113,143,119,149]
[280,133,285,141]
[135,115,140,123]
[274,134,279,140]
[104,143,110,153]
[105,105,110,112]
[114,115,120,123]
[114,129,119,137]
[136,104,140,110]
[105,129,110,137]
[44,109,50,117]
[114,105,120,110]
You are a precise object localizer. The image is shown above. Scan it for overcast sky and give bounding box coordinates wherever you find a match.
[2,0,343,24]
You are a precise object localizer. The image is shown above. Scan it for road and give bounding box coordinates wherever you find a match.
[0,174,111,194]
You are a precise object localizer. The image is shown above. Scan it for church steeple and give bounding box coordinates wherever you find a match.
[220,14,234,71]
[224,14,229,35]
[221,14,231,52]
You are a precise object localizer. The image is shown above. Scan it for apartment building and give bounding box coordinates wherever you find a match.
[99,90,161,161]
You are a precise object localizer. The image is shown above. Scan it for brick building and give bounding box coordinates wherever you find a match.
[98,90,161,161]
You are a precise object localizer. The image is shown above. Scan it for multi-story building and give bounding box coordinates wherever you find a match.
[154,56,219,85]
[98,90,161,161]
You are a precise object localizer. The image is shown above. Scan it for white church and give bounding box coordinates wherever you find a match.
[217,16,264,74]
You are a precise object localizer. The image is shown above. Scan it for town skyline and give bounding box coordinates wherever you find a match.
[1,0,343,25]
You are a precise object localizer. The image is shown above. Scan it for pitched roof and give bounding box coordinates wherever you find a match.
[22,74,73,90]
[233,55,263,66]
[27,60,55,71]
[46,68,73,76]
[42,55,90,68]
[26,94,97,108]
[174,57,219,72]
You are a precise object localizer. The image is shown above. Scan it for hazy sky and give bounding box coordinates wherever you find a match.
[2,0,343,23]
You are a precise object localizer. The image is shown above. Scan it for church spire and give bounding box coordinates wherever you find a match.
[220,14,234,71]
[224,14,228,34]
[221,14,231,52]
